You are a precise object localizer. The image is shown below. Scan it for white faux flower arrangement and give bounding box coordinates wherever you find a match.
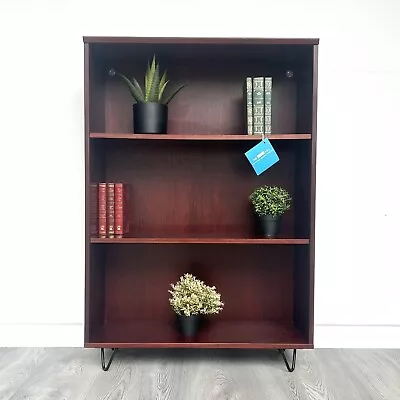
[168,273,224,317]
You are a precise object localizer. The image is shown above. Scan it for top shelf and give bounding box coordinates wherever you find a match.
[83,37,319,45]
[89,133,311,141]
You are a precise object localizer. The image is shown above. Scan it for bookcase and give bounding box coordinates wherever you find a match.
[84,36,318,371]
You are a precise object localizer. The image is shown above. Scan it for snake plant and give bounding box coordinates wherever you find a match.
[109,55,186,105]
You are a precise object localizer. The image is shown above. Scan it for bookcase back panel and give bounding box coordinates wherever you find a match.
[100,140,302,238]
[88,44,314,134]
[103,244,294,323]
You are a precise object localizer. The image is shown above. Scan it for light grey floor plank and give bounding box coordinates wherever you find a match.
[0,348,399,400]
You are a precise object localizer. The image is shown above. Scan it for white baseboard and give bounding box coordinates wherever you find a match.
[315,324,400,348]
[0,324,83,347]
[1,323,400,348]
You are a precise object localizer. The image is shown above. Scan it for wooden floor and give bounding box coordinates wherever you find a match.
[0,348,399,399]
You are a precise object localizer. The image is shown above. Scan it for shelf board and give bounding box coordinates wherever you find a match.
[89,133,311,141]
[90,237,309,245]
[83,37,319,45]
[86,320,311,349]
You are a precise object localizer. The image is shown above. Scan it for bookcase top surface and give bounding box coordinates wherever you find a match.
[83,36,319,45]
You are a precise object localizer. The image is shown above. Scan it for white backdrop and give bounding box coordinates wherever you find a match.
[0,0,399,347]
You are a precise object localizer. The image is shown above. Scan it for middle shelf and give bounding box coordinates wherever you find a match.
[91,237,309,244]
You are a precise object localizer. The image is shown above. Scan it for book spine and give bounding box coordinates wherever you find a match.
[115,183,129,238]
[107,183,115,238]
[245,77,253,135]
[89,183,98,237]
[98,183,107,238]
[264,77,272,134]
[252,77,264,135]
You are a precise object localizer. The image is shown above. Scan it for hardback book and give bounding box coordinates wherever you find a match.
[98,183,107,238]
[252,77,264,135]
[244,77,253,134]
[264,77,272,134]
[107,183,115,238]
[115,183,130,238]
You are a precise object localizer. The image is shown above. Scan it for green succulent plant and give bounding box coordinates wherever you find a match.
[168,273,224,317]
[108,55,186,105]
[249,185,292,217]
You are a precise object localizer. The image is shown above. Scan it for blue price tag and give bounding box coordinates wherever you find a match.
[245,138,279,175]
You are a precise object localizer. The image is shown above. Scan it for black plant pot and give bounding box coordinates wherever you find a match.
[133,102,168,134]
[259,215,281,238]
[177,314,201,337]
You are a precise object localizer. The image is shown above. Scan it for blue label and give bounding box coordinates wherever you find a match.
[245,139,279,175]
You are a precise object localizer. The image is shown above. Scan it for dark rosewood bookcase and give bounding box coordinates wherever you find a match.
[84,36,318,371]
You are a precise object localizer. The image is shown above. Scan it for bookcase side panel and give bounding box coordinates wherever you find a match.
[293,45,317,345]
[307,44,319,344]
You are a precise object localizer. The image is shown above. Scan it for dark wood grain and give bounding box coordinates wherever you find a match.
[308,44,319,344]
[85,44,106,343]
[89,52,313,135]
[88,50,105,133]
[294,246,311,345]
[87,321,310,349]
[87,241,308,349]
[292,48,317,345]
[89,133,311,140]
[100,244,295,323]
[87,245,105,337]
[83,36,319,45]
[90,238,309,244]
[101,140,297,238]
[84,37,318,350]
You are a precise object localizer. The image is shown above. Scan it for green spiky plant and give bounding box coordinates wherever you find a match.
[108,55,186,105]
[249,185,292,217]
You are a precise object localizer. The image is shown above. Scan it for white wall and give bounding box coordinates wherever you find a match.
[0,0,399,347]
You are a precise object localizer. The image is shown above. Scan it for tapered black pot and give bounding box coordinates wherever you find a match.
[133,102,167,134]
[177,314,201,337]
[259,215,281,238]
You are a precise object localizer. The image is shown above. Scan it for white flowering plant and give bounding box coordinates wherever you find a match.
[168,273,224,317]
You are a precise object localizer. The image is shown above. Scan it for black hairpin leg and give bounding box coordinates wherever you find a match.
[100,348,118,371]
[278,349,297,372]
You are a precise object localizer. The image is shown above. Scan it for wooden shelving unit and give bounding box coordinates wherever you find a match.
[84,36,318,370]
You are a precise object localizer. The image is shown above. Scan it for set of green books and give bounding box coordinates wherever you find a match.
[244,77,272,135]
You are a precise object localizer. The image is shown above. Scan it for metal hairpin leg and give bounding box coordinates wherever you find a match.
[278,349,297,372]
[100,348,118,371]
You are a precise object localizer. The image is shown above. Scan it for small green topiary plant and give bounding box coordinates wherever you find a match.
[249,185,292,217]
[168,273,224,317]
[109,55,186,105]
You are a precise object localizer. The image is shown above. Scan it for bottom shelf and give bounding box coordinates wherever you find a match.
[87,320,311,349]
